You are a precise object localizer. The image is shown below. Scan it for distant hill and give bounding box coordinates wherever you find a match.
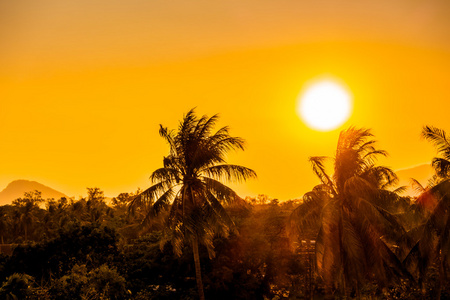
[396,163,434,197]
[0,180,67,206]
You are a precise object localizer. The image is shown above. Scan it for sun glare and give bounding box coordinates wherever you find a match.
[297,79,352,131]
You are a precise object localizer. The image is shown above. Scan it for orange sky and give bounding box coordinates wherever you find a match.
[1,1,450,200]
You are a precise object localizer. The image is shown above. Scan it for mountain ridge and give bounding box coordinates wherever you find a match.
[0,180,68,205]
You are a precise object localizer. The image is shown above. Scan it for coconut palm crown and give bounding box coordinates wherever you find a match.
[129,109,256,300]
[422,125,450,180]
[291,127,410,295]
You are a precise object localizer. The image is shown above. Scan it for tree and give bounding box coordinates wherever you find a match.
[403,126,450,298]
[290,127,410,297]
[12,191,44,242]
[0,207,7,244]
[87,187,106,203]
[38,197,72,240]
[4,223,120,283]
[50,264,127,300]
[112,193,132,211]
[85,187,111,224]
[0,273,34,300]
[129,109,256,300]
[422,126,450,181]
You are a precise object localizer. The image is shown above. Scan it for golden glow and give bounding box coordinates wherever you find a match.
[297,79,352,131]
[0,2,449,201]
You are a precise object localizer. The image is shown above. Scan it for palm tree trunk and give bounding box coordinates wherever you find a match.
[437,255,444,300]
[338,206,347,298]
[192,238,205,300]
[355,279,361,300]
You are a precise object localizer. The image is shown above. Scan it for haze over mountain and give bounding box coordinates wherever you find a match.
[396,163,434,197]
[0,180,67,205]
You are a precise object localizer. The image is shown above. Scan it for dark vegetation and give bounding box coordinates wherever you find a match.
[0,111,450,299]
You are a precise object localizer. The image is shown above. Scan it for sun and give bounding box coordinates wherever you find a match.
[297,79,352,131]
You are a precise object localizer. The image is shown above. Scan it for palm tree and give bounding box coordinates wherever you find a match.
[422,126,450,180]
[129,109,256,300]
[290,127,410,297]
[403,126,450,298]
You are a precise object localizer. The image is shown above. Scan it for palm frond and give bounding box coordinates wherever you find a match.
[358,140,376,153]
[202,177,241,205]
[165,195,182,226]
[315,202,340,285]
[309,156,334,191]
[150,167,180,184]
[141,186,177,224]
[202,164,257,183]
[410,178,426,195]
[362,165,399,189]
[432,157,450,178]
[428,178,450,199]
[334,149,361,191]
[178,108,198,134]
[347,200,414,283]
[377,238,415,283]
[159,125,176,155]
[204,190,235,233]
[355,197,410,246]
[190,134,246,170]
[406,224,426,244]
[362,150,388,166]
[392,186,407,195]
[341,216,365,280]
[428,174,441,188]
[344,176,376,199]
[206,135,246,161]
[338,127,373,151]
[195,113,220,141]
[289,188,325,236]
[422,125,450,160]
[403,190,450,282]
[128,180,175,214]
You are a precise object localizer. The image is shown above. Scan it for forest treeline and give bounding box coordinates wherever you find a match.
[0,190,300,299]
[1,110,450,299]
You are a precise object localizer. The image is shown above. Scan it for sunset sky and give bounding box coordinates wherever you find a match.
[1,0,450,200]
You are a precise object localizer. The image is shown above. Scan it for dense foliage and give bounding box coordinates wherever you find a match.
[0,194,306,299]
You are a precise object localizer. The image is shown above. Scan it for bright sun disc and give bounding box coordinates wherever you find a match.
[297,79,352,131]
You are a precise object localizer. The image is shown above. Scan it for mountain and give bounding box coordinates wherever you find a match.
[395,163,434,197]
[0,180,67,206]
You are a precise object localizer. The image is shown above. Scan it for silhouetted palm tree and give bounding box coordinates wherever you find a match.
[403,126,450,299]
[422,126,450,181]
[129,109,256,300]
[291,127,409,297]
